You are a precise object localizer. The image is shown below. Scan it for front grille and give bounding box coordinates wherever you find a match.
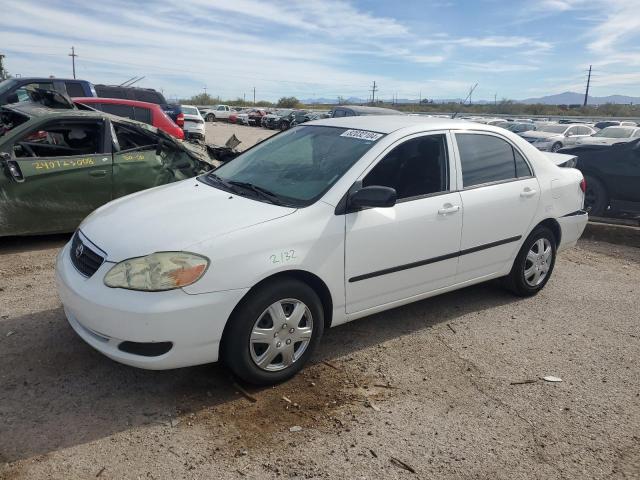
[70,232,105,278]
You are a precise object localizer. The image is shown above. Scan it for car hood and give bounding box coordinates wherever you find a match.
[575,137,632,145]
[520,131,561,141]
[80,179,296,262]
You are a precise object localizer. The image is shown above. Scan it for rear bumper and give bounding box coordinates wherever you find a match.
[557,210,588,252]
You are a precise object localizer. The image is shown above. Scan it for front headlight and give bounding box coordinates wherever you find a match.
[104,252,209,291]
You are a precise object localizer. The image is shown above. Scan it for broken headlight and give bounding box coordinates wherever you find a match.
[104,252,209,291]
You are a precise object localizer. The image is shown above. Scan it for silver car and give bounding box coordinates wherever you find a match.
[575,126,640,146]
[519,124,596,152]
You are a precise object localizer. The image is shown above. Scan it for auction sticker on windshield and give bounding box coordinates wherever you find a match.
[340,129,383,141]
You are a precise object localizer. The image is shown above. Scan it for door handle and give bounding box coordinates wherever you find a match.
[438,203,460,215]
[89,170,108,177]
[520,187,537,198]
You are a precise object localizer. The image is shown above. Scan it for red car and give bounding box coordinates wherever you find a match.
[73,97,184,139]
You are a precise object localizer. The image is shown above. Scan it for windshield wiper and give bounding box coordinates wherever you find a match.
[206,173,240,193]
[226,180,288,205]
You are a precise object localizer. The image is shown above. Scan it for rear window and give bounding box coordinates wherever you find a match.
[182,106,199,115]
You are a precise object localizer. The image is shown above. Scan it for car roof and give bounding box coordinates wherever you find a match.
[4,101,101,119]
[74,97,161,109]
[308,114,475,134]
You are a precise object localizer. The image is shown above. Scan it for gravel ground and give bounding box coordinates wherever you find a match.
[204,122,277,151]
[0,124,639,479]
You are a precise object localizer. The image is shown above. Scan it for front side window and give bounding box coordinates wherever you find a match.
[13,121,103,158]
[207,125,384,206]
[363,134,448,200]
[456,133,531,188]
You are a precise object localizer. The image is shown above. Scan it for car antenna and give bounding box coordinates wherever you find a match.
[451,83,478,119]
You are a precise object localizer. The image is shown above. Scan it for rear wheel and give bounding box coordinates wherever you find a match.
[551,142,562,152]
[503,226,556,297]
[221,278,324,385]
[584,175,608,216]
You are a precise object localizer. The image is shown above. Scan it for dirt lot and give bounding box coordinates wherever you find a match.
[1,124,639,479]
[205,122,277,151]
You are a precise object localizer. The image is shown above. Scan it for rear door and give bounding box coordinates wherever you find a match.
[344,132,462,313]
[453,131,540,283]
[0,118,112,235]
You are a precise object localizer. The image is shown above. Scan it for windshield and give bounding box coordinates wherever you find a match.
[204,125,384,206]
[0,79,19,96]
[593,127,634,138]
[539,125,568,134]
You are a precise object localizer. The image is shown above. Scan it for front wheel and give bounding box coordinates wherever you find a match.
[551,142,562,152]
[221,278,324,385]
[206,113,216,122]
[503,226,557,297]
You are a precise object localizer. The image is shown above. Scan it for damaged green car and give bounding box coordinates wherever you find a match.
[0,92,220,237]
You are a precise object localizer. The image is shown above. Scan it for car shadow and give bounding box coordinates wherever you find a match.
[0,280,519,463]
[0,234,71,255]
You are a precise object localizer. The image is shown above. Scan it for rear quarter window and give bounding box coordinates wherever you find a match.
[133,106,152,125]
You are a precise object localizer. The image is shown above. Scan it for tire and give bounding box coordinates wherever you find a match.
[221,278,324,385]
[205,113,216,122]
[584,175,608,216]
[551,142,562,152]
[280,121,290,131]
[503,226,557,297]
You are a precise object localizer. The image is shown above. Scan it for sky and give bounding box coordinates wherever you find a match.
[1,0,639,102]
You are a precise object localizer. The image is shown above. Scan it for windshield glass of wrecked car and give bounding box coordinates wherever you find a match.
[205,125,384,206]
[0,108,30,137]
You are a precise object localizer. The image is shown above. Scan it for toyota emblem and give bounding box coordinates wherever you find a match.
[75,243,84,259]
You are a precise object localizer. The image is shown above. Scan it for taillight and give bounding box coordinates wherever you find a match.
[176,113,184,128]
[580,178,586,193]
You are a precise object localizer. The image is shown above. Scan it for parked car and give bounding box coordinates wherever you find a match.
[574,126,640,146]
[262,110,292,129]
[0,77,96,105]
[559,139,640,216]
[248,109,268,127]
[56,116,587,385]
[93,84,181,123]
[0,97,216,236]
[73,97,184,139]
[520,124,596,152]
[330,105,403,117]
[594,120,620,130]
[200,105,235,122]
[507,122,536,134]
[181,105,206,140]
[277,110,310,130]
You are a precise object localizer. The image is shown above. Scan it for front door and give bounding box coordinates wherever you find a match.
[453,132,540,282]
[344,132,462,314]
[0,118,112,236]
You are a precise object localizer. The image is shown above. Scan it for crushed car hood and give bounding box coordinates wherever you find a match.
[80,179,296,262]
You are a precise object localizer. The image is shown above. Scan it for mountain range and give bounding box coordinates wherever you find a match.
[301,91,639,106]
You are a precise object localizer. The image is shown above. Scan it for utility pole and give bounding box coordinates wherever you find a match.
[203,86,207,96]
[419,90,421,105]
[243,93,246,103]
[584,64,592,107]
[69,46,78,79]
[370,81,378,104]
[253,86,256,105]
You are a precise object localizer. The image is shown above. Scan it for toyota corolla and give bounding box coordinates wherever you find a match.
[56,116,588,385]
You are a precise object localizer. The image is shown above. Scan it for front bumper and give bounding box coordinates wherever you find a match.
[56,242,248,369]
[557,210,588,252]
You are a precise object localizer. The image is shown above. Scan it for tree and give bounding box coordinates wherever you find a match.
[277,96,300,108]
[0,54,10,81]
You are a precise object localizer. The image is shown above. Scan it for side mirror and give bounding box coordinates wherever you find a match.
[349,185,397,210]
[6,93,19,104]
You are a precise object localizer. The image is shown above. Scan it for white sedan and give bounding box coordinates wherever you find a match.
[56,116,588,385]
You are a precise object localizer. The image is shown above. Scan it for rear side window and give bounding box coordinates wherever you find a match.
[100,104,135,120]
[133,106,152,124]
[65,82,86,97]
[364,134,448,200]
[456,134,531,188]
[332,109,346,118]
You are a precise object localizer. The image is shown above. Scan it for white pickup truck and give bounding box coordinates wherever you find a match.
[200,105,235,122]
